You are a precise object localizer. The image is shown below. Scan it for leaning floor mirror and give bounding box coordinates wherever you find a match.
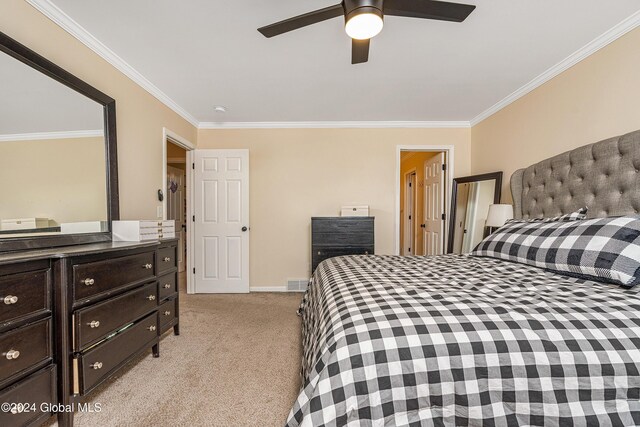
[447,172,502,254]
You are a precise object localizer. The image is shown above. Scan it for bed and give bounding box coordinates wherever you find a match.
[286,130,640,426]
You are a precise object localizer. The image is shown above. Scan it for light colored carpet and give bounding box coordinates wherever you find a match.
[49,282,303,427]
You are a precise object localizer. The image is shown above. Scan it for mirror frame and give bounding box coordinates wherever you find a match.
[446,171,503,254]
[0,31,119,252]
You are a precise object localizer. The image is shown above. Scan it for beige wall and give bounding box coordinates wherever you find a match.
[399,151,439,255]
[471,27,640,202]
[0,0,197,220]
[0,137,106,226]
[197,128,470,287]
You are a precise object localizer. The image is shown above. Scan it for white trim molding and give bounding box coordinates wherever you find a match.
[199,121,471,130]
[0,129,103,142]
[26,0,199,128]
[470,9,640,126]
[250,286,289,292]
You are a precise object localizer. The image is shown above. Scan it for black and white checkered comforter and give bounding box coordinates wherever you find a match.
[286,255,640,426]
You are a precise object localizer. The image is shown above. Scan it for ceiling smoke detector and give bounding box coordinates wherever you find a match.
[213,106,227,113]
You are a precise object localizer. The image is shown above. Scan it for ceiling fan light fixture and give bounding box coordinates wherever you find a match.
[345,8,383,40]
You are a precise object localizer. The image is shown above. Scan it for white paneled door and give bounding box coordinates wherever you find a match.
[193,150,249,293]
[423,153,445,256]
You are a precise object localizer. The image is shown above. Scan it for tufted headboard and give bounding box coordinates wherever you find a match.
[510,130,640,219]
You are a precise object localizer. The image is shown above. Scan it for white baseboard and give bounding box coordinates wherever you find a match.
[250,286,288,292]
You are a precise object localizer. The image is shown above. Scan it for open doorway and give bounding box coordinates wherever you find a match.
[162,128,195,292]
[397,146,452,256]
[166,142,187,273]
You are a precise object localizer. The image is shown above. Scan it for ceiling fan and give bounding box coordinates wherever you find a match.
[258,0,476,64]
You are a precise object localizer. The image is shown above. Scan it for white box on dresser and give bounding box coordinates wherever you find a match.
[1,217,49,230]
[60,221,108,234]
[112,220,175,241]
[340,206,370,217]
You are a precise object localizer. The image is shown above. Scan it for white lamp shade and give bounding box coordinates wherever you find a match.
[486,204,514,227]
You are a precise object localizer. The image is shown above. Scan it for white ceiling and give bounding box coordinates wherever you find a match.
[44,0,640,124]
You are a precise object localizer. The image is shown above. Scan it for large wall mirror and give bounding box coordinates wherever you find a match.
[0,32,118,251]
[447,172,502,254]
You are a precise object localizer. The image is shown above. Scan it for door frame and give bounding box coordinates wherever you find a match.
[395,145,454,256]
[162,128,195,293]
[402,168,417,256]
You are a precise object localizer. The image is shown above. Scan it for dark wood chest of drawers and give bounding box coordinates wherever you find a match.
[311,217,374,273]
[0,239,179,427]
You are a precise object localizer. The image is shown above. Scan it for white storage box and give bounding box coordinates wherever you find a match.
[340,206,370,217]
[112,220,175,241]
[60,221,107,234]
[1,218,49,231]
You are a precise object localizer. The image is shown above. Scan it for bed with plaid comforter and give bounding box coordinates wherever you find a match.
[286,255,640,426]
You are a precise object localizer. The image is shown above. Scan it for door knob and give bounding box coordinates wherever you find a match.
[241,226,248,232]
[420,224,426,228]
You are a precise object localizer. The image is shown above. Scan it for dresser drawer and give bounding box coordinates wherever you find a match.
[0,365,55,427]
[159,298,177,329]
[74,282,158,351]
[312,246,373,273]
[0,268,50,328]
[0,319,51,384]
[158,272,177,301]
[73,251,155,301]
[311,218,374,246]
[156,246,177,274]
[77,312,158,394]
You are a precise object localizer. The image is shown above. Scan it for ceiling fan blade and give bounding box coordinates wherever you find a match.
[384,0,475,22]
[258,4,344,38]
[352,39,370,64]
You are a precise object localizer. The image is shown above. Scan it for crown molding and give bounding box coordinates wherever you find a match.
[198,121,471,130]
[25,0,199,128]
[470,9,640,126]
[0,130,103,142]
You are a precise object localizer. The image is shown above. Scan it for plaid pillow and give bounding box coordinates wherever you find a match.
[471,214,640,287]
[505,207,588,224]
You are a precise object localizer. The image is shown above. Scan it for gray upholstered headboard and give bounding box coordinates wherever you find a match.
[510,130,640,219]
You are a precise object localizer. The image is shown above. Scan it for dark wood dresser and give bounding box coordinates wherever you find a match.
[311,217,375,273]
[0,239,179,427]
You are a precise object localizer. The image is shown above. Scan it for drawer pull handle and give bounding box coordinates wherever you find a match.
[163,284,171,289]
[3,295,18,305]
[88,320,100,328]
[5,349,20,360]
[143,263,153,269]
[147,295,156,301]
[148,325,157,332]
[90,362,103,370]
[317,251,322,255]
[163,257,171,262]
[83,278,95,286]
[164,310,171,316]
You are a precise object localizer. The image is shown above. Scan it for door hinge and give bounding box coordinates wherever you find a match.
[192,163,195,170]
[193,268,196,274]
[442,213,446,220]
[192,215,195,222]
[408,215,411,220]
[442,164,447,171]
[408,182,412,187]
